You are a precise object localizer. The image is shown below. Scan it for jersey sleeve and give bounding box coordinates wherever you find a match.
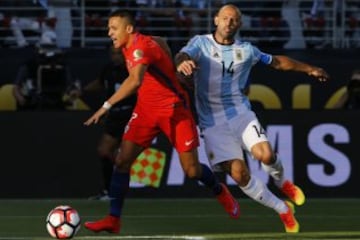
[179,35,202,61]
[251,45,272,65]
[131,39,160,67]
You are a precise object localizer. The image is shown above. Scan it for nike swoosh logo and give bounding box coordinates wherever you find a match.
[185,139,194,146]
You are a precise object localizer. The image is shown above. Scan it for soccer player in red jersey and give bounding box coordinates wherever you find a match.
[83,10,240,234]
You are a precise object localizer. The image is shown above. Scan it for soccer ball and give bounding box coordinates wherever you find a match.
[46,205,81,239]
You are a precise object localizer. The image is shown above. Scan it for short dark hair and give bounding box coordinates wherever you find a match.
[109,9,136,27]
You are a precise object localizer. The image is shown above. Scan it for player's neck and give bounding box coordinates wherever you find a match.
[125,32,138,48]
[213,33,234,45]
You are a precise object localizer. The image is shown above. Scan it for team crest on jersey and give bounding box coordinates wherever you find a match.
[133,49,143,61]
[235,49,242,60]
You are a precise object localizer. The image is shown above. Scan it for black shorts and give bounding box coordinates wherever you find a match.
[103,108,133,139]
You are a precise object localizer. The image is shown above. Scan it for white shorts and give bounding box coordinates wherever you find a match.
[202,111,268,170]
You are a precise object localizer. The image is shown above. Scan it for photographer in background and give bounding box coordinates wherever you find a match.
[333,69,360,109]
[13,42,74,110]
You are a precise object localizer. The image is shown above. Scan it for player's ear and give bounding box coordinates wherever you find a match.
[126,25,133,34]
[214,16,219,26]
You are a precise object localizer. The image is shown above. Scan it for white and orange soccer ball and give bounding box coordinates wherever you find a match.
[46,205,81,239]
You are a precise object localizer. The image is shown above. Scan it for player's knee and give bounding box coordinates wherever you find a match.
[231,164,250,187]
[252,148,273,165]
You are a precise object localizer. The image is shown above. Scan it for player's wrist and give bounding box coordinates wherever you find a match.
[102,101,112,110]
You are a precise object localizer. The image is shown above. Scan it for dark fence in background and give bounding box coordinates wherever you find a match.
[1,0,359,49]
[0,110,358,198]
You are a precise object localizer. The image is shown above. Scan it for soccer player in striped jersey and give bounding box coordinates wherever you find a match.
[175,4,329,233]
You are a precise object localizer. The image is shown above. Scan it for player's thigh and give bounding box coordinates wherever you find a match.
[97,133,119,157]
[160,105,199,152]
[242,119,271,159]
[123,107,159,149]
[202,123,244,170]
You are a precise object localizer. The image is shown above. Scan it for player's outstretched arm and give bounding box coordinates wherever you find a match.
[271,55,330,82]
[84,106,108,125]
[175,52,197,76]
[84,64,145,126]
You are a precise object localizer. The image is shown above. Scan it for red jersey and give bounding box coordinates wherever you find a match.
[122,33,188,108]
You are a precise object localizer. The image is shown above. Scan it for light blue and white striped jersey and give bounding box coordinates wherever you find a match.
[180,34,272,128]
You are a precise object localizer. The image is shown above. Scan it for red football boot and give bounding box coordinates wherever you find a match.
[281,180,305,206]
[279,201,299,233]
[84,215,121,233]
[216,183,240,219]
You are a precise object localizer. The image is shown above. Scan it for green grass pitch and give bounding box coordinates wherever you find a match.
[0,198,359,239]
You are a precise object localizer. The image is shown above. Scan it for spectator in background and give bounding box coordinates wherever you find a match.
[253,1,289,49]
[282,0,306,49]
[47,0,74,48]
[343,1,360,48]
[129,0,152,34]
[71,47,136,200]
[149,0,177,46]
[301,0,327,48]
[13,42,74,110]
[333,69,360,109]
[179,0,208,36]
[0,0,57,47]
[84,0,109,39]
[83,0,142,46]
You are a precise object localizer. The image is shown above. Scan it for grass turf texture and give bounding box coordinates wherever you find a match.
[0,198,359,239]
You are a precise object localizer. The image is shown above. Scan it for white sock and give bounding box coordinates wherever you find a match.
[261,155,285,188]
[240,175,287,214]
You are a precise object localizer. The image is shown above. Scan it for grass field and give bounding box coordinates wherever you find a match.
[0,198,359,240]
